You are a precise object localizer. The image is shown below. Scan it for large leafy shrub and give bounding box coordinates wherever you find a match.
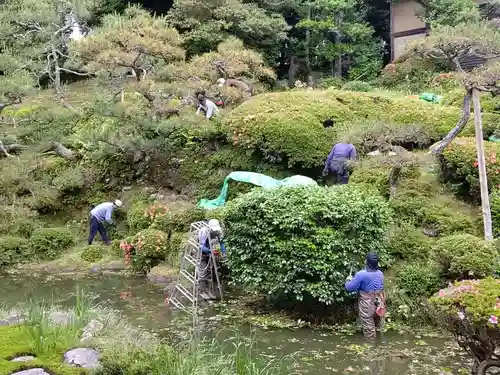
[80,245,106,263]
[0,236,30,267]
[396,262,442,298]
[222,90,492,168]
[491,190,500,238]
[441,138,500,201]
[223,185,391,304]
[124,229,170,273]
[433,234,498,280]
[29,227,75,260]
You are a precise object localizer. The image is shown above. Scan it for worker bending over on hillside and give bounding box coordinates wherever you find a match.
[198,219,226,300]
[196,93,219,120]
[345,252,385,340]
[88,200,122,245]
[322,142,356,184]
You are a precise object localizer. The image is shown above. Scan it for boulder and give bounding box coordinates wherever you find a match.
[50,311,71,325]
[11,356,36,362]
[64,348,100,369]
[81,319,104,342]
[0,319,9,326]
[10,369,50,375]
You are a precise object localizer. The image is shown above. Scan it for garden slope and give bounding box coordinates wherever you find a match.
[223,90,500,168]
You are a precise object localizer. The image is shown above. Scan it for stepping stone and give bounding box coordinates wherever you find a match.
[11,356,36,362]
[64,348,100,369]
[10,369,50,375]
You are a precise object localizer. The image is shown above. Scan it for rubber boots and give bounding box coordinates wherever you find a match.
[198,281,211,301]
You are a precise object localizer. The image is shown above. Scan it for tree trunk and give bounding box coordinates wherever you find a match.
[432,91,472,155]
[472,89,493,241]
[388,165,402,199]
[288,55,299,87]
[52,45,61,96]
[333,12,343,78]
[305,4,312,86]
[41,141,76,160]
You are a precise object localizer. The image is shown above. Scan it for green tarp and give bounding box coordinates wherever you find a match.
[419,92,443,104]
[198,171,318,210]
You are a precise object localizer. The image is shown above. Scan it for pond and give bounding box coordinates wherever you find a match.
[0,272,470,375]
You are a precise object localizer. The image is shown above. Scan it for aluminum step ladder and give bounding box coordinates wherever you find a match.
[165,221,223,326]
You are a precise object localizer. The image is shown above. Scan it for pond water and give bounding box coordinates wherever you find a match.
[0,272,470,375]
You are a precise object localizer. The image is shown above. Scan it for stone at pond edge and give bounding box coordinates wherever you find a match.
[6,314,25,324]
[81,319,104,342]
[64,348,100,369]
[50,311,71,325]
[11,356,36,362]
[0,319,9,326]
[10,369,50,375]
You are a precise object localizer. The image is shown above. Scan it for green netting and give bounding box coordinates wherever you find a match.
[419,92,443,103]
[198,171,318,210]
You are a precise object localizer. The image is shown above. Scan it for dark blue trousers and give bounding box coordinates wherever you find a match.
[88,216,110,245]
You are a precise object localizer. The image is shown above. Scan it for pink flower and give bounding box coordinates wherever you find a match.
[439,290,445,297]
[489,315,498,325]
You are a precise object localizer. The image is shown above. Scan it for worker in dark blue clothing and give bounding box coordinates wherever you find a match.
[198,219,226,300]
[322,142,357,184]
[345,252,385,340]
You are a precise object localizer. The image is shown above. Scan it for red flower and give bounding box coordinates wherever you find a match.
[474,161,479,167]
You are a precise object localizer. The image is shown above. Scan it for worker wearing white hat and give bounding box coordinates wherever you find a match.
[88,199,123,245]
[198,219,226,300]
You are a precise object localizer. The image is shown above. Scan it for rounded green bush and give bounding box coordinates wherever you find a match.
[0,236,30,267]
[491,190,500,238]
[396,262,442,298]
[433,234,498,280]
[129,229,170,273]
[151,203,206,233]
[441,137,500,201]
[30,227,75,260]
[80,245,106,263]
[222,90,490,168]
[126,201,153,232]
[387,223,433,260]
[341,80,372,92]
[223,185,392,305]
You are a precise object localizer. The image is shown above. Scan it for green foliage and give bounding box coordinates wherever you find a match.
[126,201,151,233]
[491,190,500,238]
[433,234,498,280]
[151,203,206,233]
[0,236,30,267]
[441,138,500,201]
[387,223,433,261]
[396,262,442,298]
[223,89,486,168]
[80,245,106,263]
[30,227,75,260]
[129,229,170,273]
[341,81,373,92]
[420,0,480,27]
[223,185,391,304]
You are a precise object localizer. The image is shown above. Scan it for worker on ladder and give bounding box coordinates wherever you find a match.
[198,219,226,300]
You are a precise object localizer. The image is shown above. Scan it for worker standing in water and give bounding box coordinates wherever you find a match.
[322,142,357,184]
[196,93,219,120]
[88,200,122,245]
[345,252,385,340]
[198,219,226,300]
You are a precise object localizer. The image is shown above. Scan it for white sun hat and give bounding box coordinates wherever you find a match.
[208,219,222,233]
[114,199,123,207]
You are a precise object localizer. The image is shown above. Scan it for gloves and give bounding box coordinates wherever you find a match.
[322,169,328,177]
[346,274,353,281]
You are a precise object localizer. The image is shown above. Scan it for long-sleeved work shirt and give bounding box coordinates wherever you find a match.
[90,202,115,224]
[325,143,357,167]
[196,99,219,119]
[345,268,384,293]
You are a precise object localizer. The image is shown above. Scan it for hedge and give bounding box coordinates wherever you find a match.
[222,89,500,168]
[441,137,500,201]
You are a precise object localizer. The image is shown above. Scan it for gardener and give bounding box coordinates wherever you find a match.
[345,251,385,340]
[322,142,357,184]
[88,200,122,245]
[196,94,219,120]
[198,219,226,300]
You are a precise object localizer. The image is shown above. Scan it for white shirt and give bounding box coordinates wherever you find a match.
[196,99,219,119]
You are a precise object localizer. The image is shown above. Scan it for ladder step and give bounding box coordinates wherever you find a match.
[180,270,195,283]
[184,254,197,267]
[169,297,185,310]
[175,284,194,302]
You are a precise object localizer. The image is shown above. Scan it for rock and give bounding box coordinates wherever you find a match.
[64,348,100,369]
[149,193,165,201]
[123,186,132,191]
[0,319,9,326]
[6,314,25,324]
[50,311,72,325]
[10,369,50,375]
[90,266,101,273]
[367,150,381,156]
[81,319,104,342]
[11,356,36,362]
[104,262,125,271]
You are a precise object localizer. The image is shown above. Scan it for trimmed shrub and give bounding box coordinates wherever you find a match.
[10,218,40,238]
[126,229,170,273]
[341,80,372,92]
[387,223,433,260]
[433,234,498,280]
[30,227,75,260]
[126,201,153,232]
[491,190,500,238]
[0,236,30,267]
[223,185,392,304]
[80,245,106,263]
[222,89,489,168]
[151,203,206,233]
[396,262,442,299]
[441,137,500,201]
